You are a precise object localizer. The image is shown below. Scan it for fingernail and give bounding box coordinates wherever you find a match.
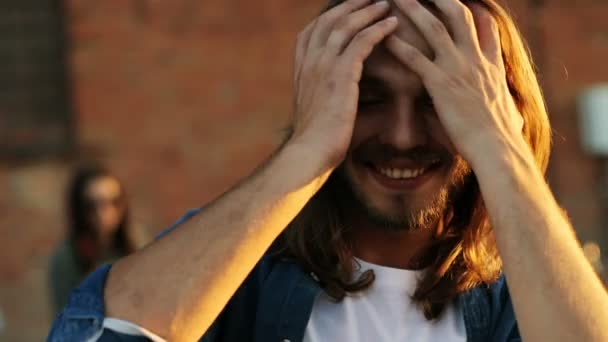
[375,1,389,7]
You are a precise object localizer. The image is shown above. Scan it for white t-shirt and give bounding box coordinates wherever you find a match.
[304,258,466,342]
[98,258,466,342]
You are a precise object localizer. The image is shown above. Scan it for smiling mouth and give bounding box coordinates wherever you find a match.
[377,166,428,179]
[360,159,443,191]
[366,159,441,179]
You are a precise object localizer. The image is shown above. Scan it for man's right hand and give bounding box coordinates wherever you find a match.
[289,0,397,172]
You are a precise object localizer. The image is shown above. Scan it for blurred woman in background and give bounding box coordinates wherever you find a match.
[48,164,143,316]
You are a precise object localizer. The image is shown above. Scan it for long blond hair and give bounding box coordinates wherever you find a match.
[277,0,551,319]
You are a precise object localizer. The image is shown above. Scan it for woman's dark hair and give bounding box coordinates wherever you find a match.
[67,164,136,272]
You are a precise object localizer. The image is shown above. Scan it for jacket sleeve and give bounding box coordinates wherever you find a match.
[46,262,226,342]
[489,276,522,342]
[47,209,205,342]
[47,264,113,341]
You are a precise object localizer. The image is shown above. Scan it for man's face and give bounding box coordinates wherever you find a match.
[338,6,472,231]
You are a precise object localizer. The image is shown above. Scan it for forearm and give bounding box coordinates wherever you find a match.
[105,143,330,341]
[473,136,608,342]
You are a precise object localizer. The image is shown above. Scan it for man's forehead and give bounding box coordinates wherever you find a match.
[390,1,437,58]
[363,1,446,79]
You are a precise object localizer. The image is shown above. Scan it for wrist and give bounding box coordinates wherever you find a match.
[467,133,540,182]
[269,141,335,193]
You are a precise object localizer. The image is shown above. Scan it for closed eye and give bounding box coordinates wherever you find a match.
[358,91,386,108]
[358,75,390,111]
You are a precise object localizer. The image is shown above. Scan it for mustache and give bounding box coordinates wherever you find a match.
[352,145,453,164]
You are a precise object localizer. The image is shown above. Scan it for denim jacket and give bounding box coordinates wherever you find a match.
[48,210,521,342]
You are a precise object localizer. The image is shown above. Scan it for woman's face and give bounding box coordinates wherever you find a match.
[84,176,125,236]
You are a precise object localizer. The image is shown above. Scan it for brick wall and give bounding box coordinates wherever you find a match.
[0,0,74,158]
[541,0,608,248]
[0,0,606,340]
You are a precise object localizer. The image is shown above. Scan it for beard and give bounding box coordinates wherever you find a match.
[330,147,473,233]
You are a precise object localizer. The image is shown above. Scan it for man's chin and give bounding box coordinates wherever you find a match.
[342,175,441,228]
[330,161,460,231]
[356,198,446,232]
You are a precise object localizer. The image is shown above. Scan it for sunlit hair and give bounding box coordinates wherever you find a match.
[67,163,136,272]
[276,0,551,319]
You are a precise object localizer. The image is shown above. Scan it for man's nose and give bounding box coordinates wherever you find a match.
[377,100,427,150]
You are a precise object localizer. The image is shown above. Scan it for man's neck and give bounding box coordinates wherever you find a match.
[350,224,438,270]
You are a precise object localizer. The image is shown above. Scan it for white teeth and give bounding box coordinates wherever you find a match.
[379,167,426,179]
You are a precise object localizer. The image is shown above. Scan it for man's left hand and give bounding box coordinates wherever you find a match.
[385,0,525,167]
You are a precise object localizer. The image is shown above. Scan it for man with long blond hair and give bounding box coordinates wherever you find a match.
[49,0,608,341]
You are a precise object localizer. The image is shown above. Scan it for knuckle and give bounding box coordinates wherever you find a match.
[317,15,333,29]
[379,18,394,28]
[430,19,449,37]
[445,1,466,20]
[334,16,352,31]
[400,44,420,62]
[432,72,452,86]
[309,18,321,31]
[328,30,347,46]
[354,28,372,43]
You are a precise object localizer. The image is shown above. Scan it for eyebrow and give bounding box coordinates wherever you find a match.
[361,72,432,101]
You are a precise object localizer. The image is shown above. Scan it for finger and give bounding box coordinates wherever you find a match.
[469,3,503,69]
[384,35,440,81]
[325,1,391,55]
[432,0,479,51]
[341,17,398,73]
[392,0,457,58]
[294,20,316,85]
[308,0,372,50]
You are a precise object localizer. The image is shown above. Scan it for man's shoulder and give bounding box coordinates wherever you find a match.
[464,274,513,316]
[461,274,520,341]
[48,209,309,341]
